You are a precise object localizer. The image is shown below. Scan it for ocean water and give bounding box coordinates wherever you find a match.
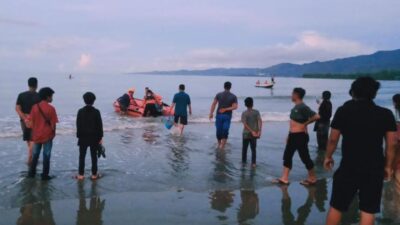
[0,74,399,225]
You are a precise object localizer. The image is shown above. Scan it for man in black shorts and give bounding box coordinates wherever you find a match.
[170,84,192,135]
[16,77,40,165]
[324,77,397,225]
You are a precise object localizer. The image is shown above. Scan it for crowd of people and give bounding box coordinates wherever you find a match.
[15,76,400,225]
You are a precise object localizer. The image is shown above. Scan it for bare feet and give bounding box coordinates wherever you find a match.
[91,174,101,180]
[75,175,85,181]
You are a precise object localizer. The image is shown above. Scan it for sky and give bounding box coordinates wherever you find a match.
[1,0,400,75]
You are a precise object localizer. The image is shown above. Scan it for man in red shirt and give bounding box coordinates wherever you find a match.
[28,87,58,180]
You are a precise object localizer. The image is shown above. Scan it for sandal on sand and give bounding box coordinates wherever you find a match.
[272,178,290,185]
[300,179,317,186]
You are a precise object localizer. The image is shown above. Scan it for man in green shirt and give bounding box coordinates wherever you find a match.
[273,87,320,185]
[241,97,262,168]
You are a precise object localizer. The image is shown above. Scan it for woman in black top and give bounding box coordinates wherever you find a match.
[76,92,103,180]
[314,91,332,150]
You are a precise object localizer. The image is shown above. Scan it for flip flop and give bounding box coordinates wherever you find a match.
[272,178,290,186]
[300,179,317,186]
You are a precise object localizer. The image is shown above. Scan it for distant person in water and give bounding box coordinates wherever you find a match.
[28,87,58,180]
[241,97,262,168]
[170,84,192,135]
[392,94,400,181]
[324,77,397,225]
[16,77,40,165]
[209,81,238,149]
[76,92,103,180]
[273,87,320,186]
[143,90,159,117]
[117,88,136,113]
[314,91,332,150]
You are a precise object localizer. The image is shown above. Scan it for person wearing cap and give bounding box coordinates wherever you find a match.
[117,88,136,113]
[27,87,59,180]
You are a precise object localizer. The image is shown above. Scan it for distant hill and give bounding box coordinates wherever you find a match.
[133,49,400,77]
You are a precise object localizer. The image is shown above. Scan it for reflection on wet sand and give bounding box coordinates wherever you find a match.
[237,190,259,224]
[382,176,400,224]
[167,136,189,175]
[280,180,328,225]
[76,181,105,225]
[17,180,56,225]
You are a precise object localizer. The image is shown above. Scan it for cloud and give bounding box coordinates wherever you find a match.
[25,36,131,58]
[0,17,39,27]
[77,53,92,68]
[144,31,375,71]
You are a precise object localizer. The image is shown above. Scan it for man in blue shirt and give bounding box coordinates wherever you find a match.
[170,84,192,135]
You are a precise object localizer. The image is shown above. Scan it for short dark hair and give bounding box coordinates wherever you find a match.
[39,87,55,100]
[28,77,38,88]
[224,81,232,90]
[83,92,96,105]
[322,91,331,100]
[179,84,185,91]
[350,76,380,100]
[244,97,253,108]
[293,87,306,99]
[392,94,400,111]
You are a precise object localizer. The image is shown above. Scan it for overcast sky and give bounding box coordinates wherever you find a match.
[1,0,399,74]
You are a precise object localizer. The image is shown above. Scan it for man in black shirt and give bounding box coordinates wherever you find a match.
[314,91,333,150]
[15,77,40,165]
[324,77,397,225]
[76,92,103,180]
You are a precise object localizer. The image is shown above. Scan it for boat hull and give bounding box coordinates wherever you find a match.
[113,99,174,117]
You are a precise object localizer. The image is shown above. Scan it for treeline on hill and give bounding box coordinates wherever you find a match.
[303,70,400,80]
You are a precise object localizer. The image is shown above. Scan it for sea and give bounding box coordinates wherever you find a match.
[0,73,399,225]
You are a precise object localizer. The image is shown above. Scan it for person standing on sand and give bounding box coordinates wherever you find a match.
[324,77,397,225]
[28,87,58,180]
[76,92,103,180]
[393,94,400,181]
[170,84,192,135]
[273,87,320,186]
[209,81,238,149]
[16,77,40,165]
[314,91,332,150]
[241,97,262,168]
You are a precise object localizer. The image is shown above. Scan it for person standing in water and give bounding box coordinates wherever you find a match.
[324,77,397,225]
[76,92,103,180]
[170,84,192,135]
[241,97,262,168]
[28,87,58,180]
[143,90,159,117]
[314,91,332,150]
[273,87,320,185]
[392,94,400,181]
[16,77,40,165]
[209,81,238,150]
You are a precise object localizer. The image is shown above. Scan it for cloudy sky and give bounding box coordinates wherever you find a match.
[1,0,399,74]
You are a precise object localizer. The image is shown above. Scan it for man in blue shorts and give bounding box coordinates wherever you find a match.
[209,81,238,149]
[324,77,397,225]
[170,84,192,135]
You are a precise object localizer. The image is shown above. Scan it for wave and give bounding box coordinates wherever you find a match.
[0,111,289,139]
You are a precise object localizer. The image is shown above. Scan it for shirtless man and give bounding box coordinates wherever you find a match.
[274,87,320,185]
